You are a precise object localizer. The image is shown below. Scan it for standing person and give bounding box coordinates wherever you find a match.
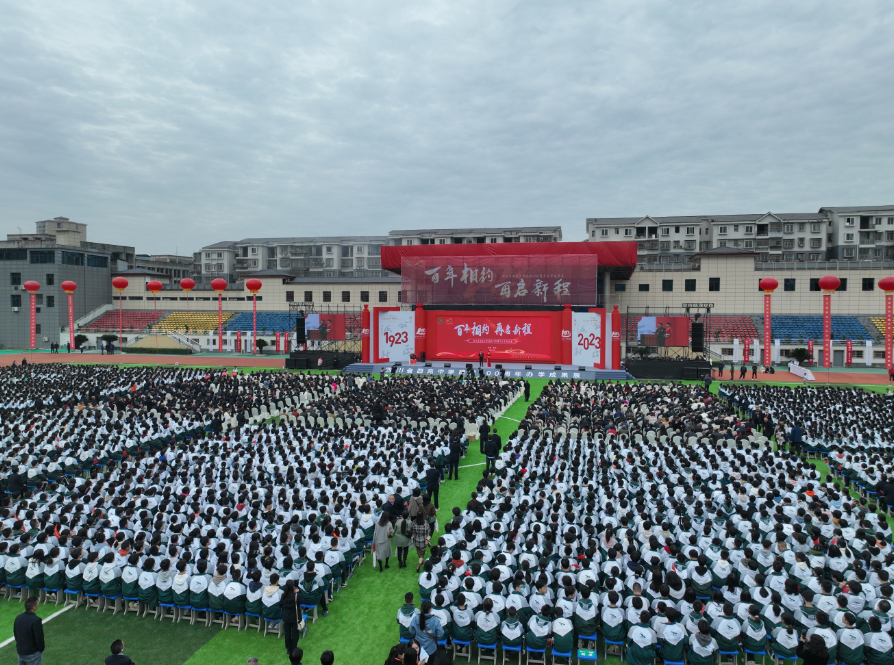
[524,380,530,401]
[478,418,489,454]
[889,366,894,383]
[393,510,412,569]
[421,495,437,537]
[425,459,440,510]
[105,639,135,665]
[484,427,501,473]
[478,350,484,368]
[739,364,747,380]
[373,512,394,572]
[751,363,758,379]
[280,580,304,656]
[411,513,430,573]
[447,436,461,481]
[13,596,44,665]
[717,362,725,379]
[66,342,70,353]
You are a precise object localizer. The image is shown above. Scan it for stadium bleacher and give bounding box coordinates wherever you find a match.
[870,316,888,337]
[225,312,294,333]
[153,311,235,334]
[759,315,873,342]
[81,310,167,333]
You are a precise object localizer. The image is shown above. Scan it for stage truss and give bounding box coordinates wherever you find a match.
[288,302,363,355]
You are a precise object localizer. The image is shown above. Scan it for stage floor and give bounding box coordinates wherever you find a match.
[345,361,632,380]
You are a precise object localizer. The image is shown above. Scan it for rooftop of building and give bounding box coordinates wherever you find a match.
[387,226,561,236]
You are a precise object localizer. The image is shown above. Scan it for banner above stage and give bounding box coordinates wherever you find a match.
[401,255,599,305]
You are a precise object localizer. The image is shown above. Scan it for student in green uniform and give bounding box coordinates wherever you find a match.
[573,587,598,647]
[688,619,720,665]
[807,611,838,664]
[222,569,248,619]
[864,616,894,665]
[711,602,742,653]
[836,612,865,665]
[657,609,689,663]
[770,614,800,660]
[526,604,552,652]
[430,594,452,641]
[42,549,64,599]
[188,560,211,611]
[208,564,228,614]
[137,558,158,613]
[627,609,658,665]
[500,606,524,649]
[450,592,474,650]
[474,598,500,647]
[397,592,420,642]
[742,604,769,656]
[261,574,283,622]
[550,607,575,655]
[602,590,627,643]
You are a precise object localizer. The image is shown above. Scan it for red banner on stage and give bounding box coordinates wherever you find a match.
[425,310,562,363]
[401,255,599,306]
[275,332,281,353]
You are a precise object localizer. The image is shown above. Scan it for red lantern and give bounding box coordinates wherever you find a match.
[112,277,129,291]
[211,278,228,293]
[180,278,196,292]
[817,275,841,294]
[880,277,894,294]
[146,280,163,294]
[245,278,263,293]
[759,277,778,293]
[23,281,41,293]
[61,281,77,295]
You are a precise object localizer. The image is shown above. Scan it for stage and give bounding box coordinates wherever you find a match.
[344,360,633,381]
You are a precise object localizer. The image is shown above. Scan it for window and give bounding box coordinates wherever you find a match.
[205,252,211,258]
[10,272,21,286]
[46,296,54,307]
[61,251,84,266]
[325,246,333,253]
[784,278,796,291]
[11,294,21,307]
[304,291,313,302]
[862,278,875,291]
[853,350,864,359]
[323,291,331,302]
[875,217,883,225]
[782,240,794,249]
[744,226,753,234]
[324,258,333,267]
[397,291,402,302]
[744,240,753,248]
[35,324,41,334]
[721,348,733,356]
[843,248,855,258]
[797,238,805,248]
[659,241,671,251]
[798,223,806,232]
[360,291,369,302]
[614,283,626,292]
[662,280,673,292]
[0,249,27,261]
[733,225,739,232]
[783,224,794,233]
[839,278,847,291]
[638,284,650,292]
[709,277,720,291]
[378,290,388,302]
[810,278,820,291]
[86,254,108,268]
[285,290,294,302]
[718,240,727,247]
[46,274,54,285]
[341,290,350,302]
[845,217,855,226]
[598,229,608,237]
[810,239,822,249]
[875,350,887,359]
[684,279,696,292]
[718,226,727,235]
[30,250,54,264]
[686,227,695,235]
[889,217,894,225]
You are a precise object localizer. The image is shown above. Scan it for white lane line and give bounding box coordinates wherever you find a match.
[0,603,75,649]
[459,462,486,468]
[498,416,521,422]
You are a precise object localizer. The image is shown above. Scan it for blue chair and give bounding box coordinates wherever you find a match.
[604,638,625,662]
[744,647,767,665]
[525,646,547,665]
[63,588,83,608]
[501,644,522,664]
[157,602,177,622]
[84,592,103,611]
[577,631,598,650]
[263,617,282,637]
[478,642,498,663]
[663,661,685,665]
[222,610,244,630]
[5,584,26,602]
[190,606,212,626]
[719,649,740,665]
[44,587,64,606]
[550,648,572,664]
[453,639,473,662]
[101,594,123,614]
[244,611,262,632]
[772,654,798,665]
[301,602,319,623]
[399,637,411,644]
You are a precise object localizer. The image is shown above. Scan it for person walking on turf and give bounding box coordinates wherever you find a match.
[447,436,461,480]
[14,596,44,665]
[411,512,430,573]
[524,380,530,401]
[739,364,747,380]
[105,639,135,665]
[485,427,501,473]
[280,580,304,656]
[373,511,393,572]
[425,458,440,509]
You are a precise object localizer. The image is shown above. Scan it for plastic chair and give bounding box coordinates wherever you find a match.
[244,612,262,632]
[525,646,547,665]
[300,603,319,623]
[478,642,498,664]
[604,638,625,662]
[63,588,83,609]
[453,639,473,662]
[263,617,282,637]
[550,648,572,664]
[577,648,599,662]
[502,644,522,664]
[719,650,740,665]
[577,631,598,650]
[744,648,767,665]
[157,603,177,622]
[222,611,244,630]
[101,594,123,614]
[190,607,212,627]
[772,653,799,665]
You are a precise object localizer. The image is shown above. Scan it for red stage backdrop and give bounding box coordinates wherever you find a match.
[401,255,599,306]
[425,310,563,363]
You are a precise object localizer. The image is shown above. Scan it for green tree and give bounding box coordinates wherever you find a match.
[100,333,119,343]
[789,347,811,363]
[74,334,88,348]
[256,339,268,352]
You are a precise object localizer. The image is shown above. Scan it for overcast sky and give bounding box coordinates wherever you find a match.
[1,1,891,254]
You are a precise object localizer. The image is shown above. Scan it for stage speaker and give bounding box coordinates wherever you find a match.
[424,362,432,367]
[444,363,451,367]
[495,364,502,369]
[294,316,306,343]
[554,365,562,370]
[525,365,532,370]
[691,322,705,352]
[578,366,586,371]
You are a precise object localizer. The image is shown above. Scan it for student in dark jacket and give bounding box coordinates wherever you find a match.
[478,419,490,454]
[424,461,440,510]
[280,580,304,655]
[524,381,531,401]
[484,428,501,472]
[448,438,462,480]
[14,596,44,664]
[105,639,135,665]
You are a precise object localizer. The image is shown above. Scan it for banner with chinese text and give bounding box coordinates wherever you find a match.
[401,255,599,305]
[425,310,562,363]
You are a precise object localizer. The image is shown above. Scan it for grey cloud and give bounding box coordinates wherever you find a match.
[0,0,891,252]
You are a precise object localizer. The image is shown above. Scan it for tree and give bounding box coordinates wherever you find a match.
[100,334,119,343]
[75,334,88,348]
[256,339,268,352]
[789,347,811,364]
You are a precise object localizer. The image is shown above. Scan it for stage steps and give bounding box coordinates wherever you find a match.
[343,363,377,374]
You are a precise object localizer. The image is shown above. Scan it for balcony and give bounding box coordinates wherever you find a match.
[637,241,659,251]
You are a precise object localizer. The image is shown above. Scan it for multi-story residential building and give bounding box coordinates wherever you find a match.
[194,227,562,285]
[586,206,893,264]
[387,226,562,246]
[131,254,194,280]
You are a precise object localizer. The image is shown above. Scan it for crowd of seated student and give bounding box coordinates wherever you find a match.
[395,379,894,664]
[0,364,517,645]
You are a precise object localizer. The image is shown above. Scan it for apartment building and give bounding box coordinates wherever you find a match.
[586,206,894,264]
[195,227,562,285]
[131,254,194,280]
